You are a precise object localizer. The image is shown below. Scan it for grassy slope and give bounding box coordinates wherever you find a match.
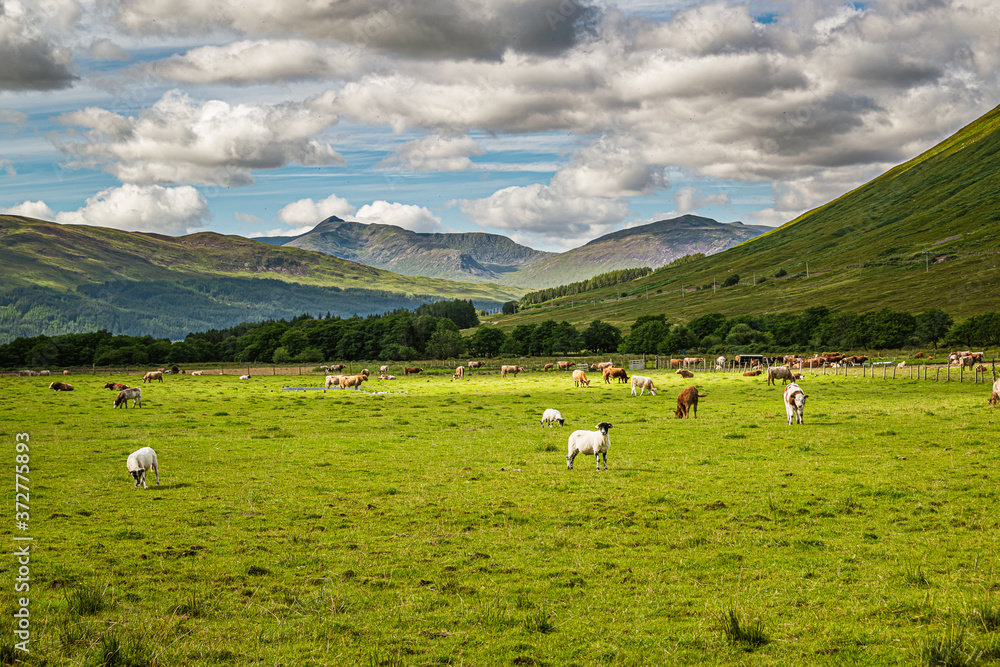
[502,105,1000,330]
[0,216,525,303]
[4,370,999,665]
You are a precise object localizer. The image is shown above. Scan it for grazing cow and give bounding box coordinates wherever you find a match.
[676,369,695,379]
[48,382,73,391]
[630,375,657,396]
[743,370,762,377]
[592,361,614,371]
[379,365,390,373]
[501,365,524,378]
[543,364,554,371]
[989,378,1000,407]
[603,367,628,384]
[784,382,808,425]
[452,366,465,381]
[572,370,590,388]
[126,447,159,489]
[105,382,129,391]
[914,352,925,359]
[239,374,252,380]
[62,370,71,375]
[404,367,423,376]
[467,361,486,369]
[674,386,706,418]
[38,370,50,376]
[766,366,796,386]
[566,422,613,471]
[557,361,576,370]
[540,408,565,427]
[114,387,141,409]
[669,359,682,369]
[142,371,163,384]
[324,375,344,390]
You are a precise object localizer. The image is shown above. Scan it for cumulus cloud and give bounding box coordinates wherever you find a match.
[1,200,54,220]
[87,38,128,61]
[674,186,730,214]
[278,193,354,225]
[54,89,342,186]
[355,200,442,233]
[378,134,484,171]
[140,39,368,85]
[110,0,602,60]
[55,184,210,235]
[0,0,75,90]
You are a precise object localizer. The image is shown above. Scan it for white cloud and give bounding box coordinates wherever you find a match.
[248,226,314,238]
[55,184,210,235]
[674,186,730,213]
[378,134,485,171]
[0,0,75,90]
[1,200,54,220]
[354,200,442,233]
[88,38,128,61]
[55,89,343,187]
[0,108,28,126]
[278,193,354,225]
[234,211,262,224]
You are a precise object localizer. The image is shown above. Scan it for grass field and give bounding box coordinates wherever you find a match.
[2,367,999,666]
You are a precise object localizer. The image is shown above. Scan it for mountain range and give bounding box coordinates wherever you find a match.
[263,215,767,288]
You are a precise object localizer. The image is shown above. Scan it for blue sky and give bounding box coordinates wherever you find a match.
[1,0,997,252]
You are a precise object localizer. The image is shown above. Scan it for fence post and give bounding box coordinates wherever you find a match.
[892,365,896,380]
[947,365,950,382]
[936,367,940,382]
[960,366,963,383]
[883,364,887,380]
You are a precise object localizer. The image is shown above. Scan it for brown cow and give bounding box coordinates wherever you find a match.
[543,364,554,371]
[104,382,129,391]
[142,371,163,383]
[557,361,576,370]
[676,369,695,379]
[404,367,423,375]
[452,366,465,381]
[742,370,762,377]
[501,365,524,378]
[572,370,590,388]
[467,361,486,369]
[602,367,628,384]
[669,359,682,369]
[48,382,73,391]
[339,374,367,390]
[674,386,707,418]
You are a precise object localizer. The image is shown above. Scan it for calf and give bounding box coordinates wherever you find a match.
[674,386,706,418]
[784,382,808,425]
[989,378,1000,407]
[572,370,590,388]
[114,387,141,409]
[566,422,613,470]
[48,381,73,391]
[142,371,163,383]
[452,366,465,381]
[126,446,159,489]
[676,369,695,379]
[630,375,657,396]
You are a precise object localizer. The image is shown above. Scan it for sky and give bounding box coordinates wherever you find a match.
[0,0,997,253]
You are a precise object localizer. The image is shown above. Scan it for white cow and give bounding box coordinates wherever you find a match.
[630,375,657,396]
[784,382,808,425]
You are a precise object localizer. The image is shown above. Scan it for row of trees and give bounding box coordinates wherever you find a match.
[2,305,996,369]
[518,267,652,307]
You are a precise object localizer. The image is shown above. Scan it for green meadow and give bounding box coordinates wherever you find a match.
[2,367,999,666]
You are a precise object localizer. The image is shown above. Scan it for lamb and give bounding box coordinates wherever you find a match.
[566,422,613,470]
[766,366,796,386]
[452,366,465,381]
[114,387,141,409]
[676,369,695,379]
[989,378,1000,407]
[630,375,657,396]
[142,371,163,383]
[784,382,808,425]
[572,370,590,388]
[674,386,706,418]
[540,408,565,427]
[48,382,73,391]
[126,446,159,489]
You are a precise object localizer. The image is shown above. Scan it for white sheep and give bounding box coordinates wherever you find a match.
[567,422,613,470]
[126,446,159,489]
[630,375,657,396]
[540,408,565,427]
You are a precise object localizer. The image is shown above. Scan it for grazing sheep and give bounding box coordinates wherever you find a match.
[540,408,565,427]
[452,366,465,381]
[572,370,590,388]
[114,387,141,409]
[784,382,808,425]
[567,422,614,470]
[674,386,706,418]
[989,378,1000,407]
[630,375,657,396]
[239,374,252,380]
[676,369,695,379]
[48,381,73,391]
[126,446,159,489]
[105,382,129,391]
[766,366,796,386]
[324,375,344,390]
[142,371,163,383]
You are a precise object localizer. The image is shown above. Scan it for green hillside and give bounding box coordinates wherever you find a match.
[495,104,1000,332]
[0,216,524,342]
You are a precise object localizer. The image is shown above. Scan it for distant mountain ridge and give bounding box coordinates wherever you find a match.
[270,214,767,289]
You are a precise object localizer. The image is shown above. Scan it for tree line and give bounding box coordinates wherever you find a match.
[2,304,996,370]
[518,267,652,307]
